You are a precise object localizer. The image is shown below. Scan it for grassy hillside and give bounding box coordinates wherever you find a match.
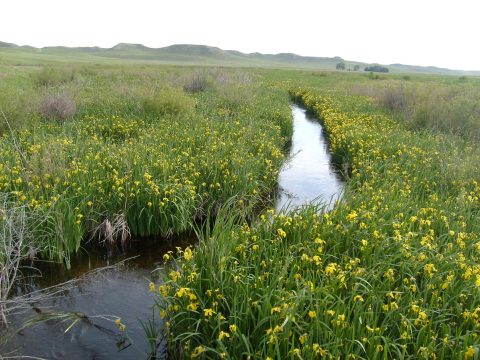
[1,41,479,76]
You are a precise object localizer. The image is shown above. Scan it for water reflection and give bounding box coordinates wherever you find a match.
[276,105,343,212]
[1,236,194,359]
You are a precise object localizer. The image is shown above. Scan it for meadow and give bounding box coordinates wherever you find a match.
[1,56,480,359]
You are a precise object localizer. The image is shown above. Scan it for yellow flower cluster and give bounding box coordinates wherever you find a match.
[0,86,291,264]
[155,88,480,358]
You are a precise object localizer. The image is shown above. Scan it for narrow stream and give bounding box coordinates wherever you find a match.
[277,104,343,211]
[1,104,344,359]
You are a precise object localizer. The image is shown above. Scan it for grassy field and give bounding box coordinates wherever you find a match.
[1,55,480,358]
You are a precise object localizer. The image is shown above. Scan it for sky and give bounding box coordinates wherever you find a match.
[2,0,479,71]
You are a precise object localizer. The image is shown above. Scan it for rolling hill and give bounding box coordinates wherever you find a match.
[1,41,478,76]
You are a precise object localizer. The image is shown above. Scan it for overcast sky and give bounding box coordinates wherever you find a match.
[2,0,479,71]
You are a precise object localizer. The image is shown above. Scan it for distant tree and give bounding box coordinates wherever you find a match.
[353,64,360,71]
[364,65,389,73]
[336,62,346,71]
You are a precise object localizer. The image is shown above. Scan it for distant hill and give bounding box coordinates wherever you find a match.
[0,41,18,48]
[1,40,479,76]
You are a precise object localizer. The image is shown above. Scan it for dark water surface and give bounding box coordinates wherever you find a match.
[1,105,343,359]
[276,105,343,211]
[1,238,193,359]
[5,269,156,360]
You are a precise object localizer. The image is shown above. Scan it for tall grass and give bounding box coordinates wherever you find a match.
[142,87,194,118]
[0,194,48,327]
[0,65,292,266]
[350,81,480,141]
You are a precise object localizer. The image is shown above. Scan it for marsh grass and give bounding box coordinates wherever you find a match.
[4,60,480,357]
[153,88,480,359]
[350,82,480,141]
[183,70,209,93]
[0,65,292,265]
[35,66,76,87]
[92,213,130,253]
[142,87,195,118]
[0,195,47,327]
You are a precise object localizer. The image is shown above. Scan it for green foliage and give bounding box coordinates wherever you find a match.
[364,65,389,73]
[0,194,50,325]
[214,84,254,114]
[336,62,346,71]
[35,66,75,87]
[142,87,195,118]
[351,82,480,141]
[0,69,40,132]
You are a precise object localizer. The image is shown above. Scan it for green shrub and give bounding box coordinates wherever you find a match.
[142,87,194,117]
[35,66,75,87]
[365,65,389,73]
[216,84,253,113]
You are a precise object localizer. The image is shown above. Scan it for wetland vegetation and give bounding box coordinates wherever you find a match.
[1,52,480,359]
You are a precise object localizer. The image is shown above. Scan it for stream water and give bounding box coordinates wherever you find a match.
[1,238,193,360]
[276,105,343,211]
[1,105,343,359]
